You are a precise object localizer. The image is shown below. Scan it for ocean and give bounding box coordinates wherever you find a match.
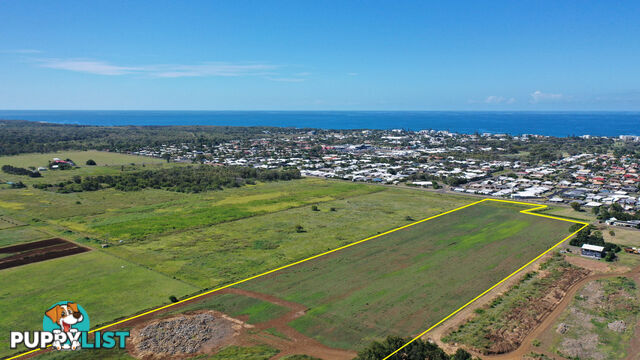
[0,110,638,137]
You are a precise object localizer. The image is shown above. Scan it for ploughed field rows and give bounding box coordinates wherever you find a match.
[199,201,573,351]
[0,238,89,269]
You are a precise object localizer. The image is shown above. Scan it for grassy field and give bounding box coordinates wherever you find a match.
[160,293,290,324]
[0,152,579,357]
[0,251,197,358]
[604,226,640,247]
[442,253,576,352]
[536,205,597,222]
[0,225,50,247]
[0,153,475,358]
[188,201,574,350]
[56,178,382,241]
[103,186,471,288]
[0,150,165,186]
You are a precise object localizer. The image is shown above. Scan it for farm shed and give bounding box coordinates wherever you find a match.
[581,244,605,259]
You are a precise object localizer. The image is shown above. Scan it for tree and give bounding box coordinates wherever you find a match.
[295,225,305,233]
[311,205,319,211]
[355,336,450,360]
[605,251,615,262]
[169,295,178,303]
[162,153,171,163]
[86,159,97,165]
[451,349,473,360]
[570,202,582,212]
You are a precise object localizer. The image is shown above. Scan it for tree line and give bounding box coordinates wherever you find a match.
[33,165,301,193]
[0,120,295,155]
[1,164,42,177]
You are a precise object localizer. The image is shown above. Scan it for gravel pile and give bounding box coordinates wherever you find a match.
[135,313,233,355]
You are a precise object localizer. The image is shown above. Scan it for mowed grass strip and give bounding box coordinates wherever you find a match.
[0,251,197,358]
[224,201,573,350]
[106,188,471,288]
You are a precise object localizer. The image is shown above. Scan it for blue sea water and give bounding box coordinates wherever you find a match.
[0,110,638,137]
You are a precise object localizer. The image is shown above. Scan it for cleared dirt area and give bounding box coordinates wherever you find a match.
[124,287,355,359]
[0,238,90,269]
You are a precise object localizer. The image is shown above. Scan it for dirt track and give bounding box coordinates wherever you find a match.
[473,263,640,360]
[218,288,356,360]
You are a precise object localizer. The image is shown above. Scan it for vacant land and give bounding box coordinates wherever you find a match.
[188,201,573,351]
[0,150,166,186]
[443,254,590,354]
[104,186,471,288]
[0,152,576,358]
[57,178,382,240]
[536,205,597,223]
[0,152,474,358]
[0,250,197,357]
[544,276,640,359]
[0,226,49,247]
[605,227,640,247]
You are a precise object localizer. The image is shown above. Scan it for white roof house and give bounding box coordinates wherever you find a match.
[581,244,605,252]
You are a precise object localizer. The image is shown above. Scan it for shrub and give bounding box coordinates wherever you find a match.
[169,295,178,303]
[86,159,97,165]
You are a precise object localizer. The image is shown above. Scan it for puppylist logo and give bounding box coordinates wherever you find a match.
[10,301,129,351]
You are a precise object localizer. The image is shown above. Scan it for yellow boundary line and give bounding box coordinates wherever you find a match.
[6,198,588,360]
[381,199,588,359]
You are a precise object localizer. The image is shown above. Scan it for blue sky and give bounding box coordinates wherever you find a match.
[1,1,639,110]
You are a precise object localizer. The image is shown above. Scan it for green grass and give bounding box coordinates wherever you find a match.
[264,327,290,340]
[0,251,197,358]
[443,254,573,351]
[535,205,597,222]
[0,150,165,186]
[104,186,471,288]
[161,293,289,324]
[62,178,381,241]
[217,201,573,350]
[204,345,279,359]
[0,225,49,247]
[0,187,186,222]
[34,348,134,360]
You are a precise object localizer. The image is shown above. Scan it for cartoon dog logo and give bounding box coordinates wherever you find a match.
[43,302,88,350]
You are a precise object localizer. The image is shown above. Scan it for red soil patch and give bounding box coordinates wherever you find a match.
[0,238,90,270]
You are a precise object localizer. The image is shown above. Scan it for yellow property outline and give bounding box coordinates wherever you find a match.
[6,198,588,360]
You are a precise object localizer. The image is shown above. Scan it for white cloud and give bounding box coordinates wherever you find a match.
[530,90,563,103]
[39,59,142,75]
[1,49,42,54]
[36,58,279,78]
[484,95,516,104]
[347,72,359,76]
[266,77,306,82]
